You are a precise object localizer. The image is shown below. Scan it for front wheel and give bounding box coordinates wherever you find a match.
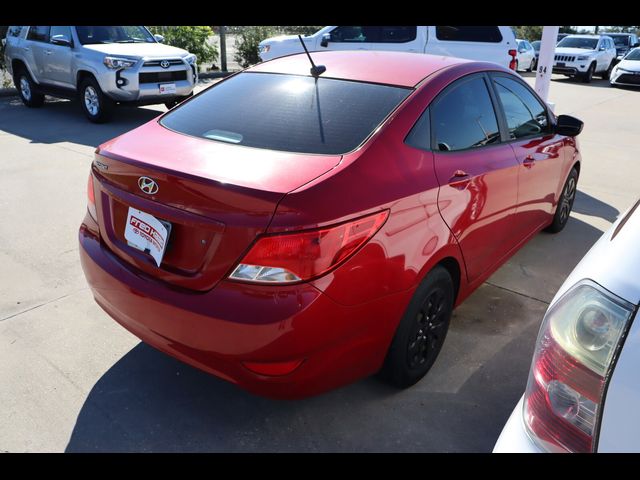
[378,266,454,388]
[601,61,614,80]
[79,77,114,123]
[546,168,578,233]
[581,63,595,83]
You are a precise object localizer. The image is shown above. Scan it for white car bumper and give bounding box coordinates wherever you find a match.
[610,68,640,86]
[493,397,544,453]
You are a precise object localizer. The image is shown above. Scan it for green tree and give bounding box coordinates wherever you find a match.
[0,25,8,70]
[513,26,543,41]
[233,26,277,68]
[148,26,218,64]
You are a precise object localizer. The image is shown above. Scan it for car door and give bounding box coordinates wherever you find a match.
[322,26,422,53]
[44,26,74,88]
[431,73,520,282]
[489,73,567,242]
[24,26,50,82]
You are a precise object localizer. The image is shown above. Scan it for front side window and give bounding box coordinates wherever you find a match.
[49,26,72,43]
[612,36,629,47]
[431,76,500,152]
[75,26,154,45]
[329,26,416,43]
[27,26,50,43]
[493,76,550,140]
[435,26,503,43]
[160,72,412,155]
[7,26,23,37]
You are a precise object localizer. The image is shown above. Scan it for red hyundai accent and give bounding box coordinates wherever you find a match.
[79,51,583,399]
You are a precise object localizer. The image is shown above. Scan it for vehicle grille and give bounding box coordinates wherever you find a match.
[555,55,576,62]
[616,73,640,85]
[139,71,188,84]
[143,59,184,67]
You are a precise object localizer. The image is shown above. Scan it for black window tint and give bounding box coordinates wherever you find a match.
[379,26,417,43]
[27,26,50,42]
[405,108,431,151]
[432,76,500,152]
[493,76,550,140]
[160,73,411,155]
[436,26,503,43]
[330,26,417,44]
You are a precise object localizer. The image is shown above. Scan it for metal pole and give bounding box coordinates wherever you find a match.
[220,26,227,72]
[534,26,560,110]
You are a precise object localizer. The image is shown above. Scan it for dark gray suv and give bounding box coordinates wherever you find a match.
[3,26,198,122]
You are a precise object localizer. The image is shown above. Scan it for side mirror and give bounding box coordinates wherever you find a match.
[633,42,640,48]
[51,35,72,47]
[154,34,165,43]
[555,114,583,137]
[320,33,330,48]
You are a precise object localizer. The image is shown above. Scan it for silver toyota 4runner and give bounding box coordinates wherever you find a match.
[3,26,198,122]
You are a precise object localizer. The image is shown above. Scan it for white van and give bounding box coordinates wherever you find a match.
[259,26,518,70]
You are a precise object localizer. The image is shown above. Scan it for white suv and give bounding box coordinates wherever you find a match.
[259,26,519,70]
[553,34,617,83]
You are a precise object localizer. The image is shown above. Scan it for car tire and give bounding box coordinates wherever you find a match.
[14,68,45,108]
[78,76,114,123]
[531,58,537,72]
[378,265,454,389]
[515,60,519,72]
[601,61,614,80]
[581,63,596,83]
[545,167,578,234]
[526,58,534,72]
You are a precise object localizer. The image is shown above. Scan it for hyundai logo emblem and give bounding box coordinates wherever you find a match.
[160,60,170,69]
[138,176,159,195]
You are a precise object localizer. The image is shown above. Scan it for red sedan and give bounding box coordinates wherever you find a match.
[79,51,583,399]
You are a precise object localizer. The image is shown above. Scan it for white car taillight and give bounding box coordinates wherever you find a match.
[523,280,635,452]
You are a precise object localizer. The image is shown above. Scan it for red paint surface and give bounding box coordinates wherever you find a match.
[79,53,580,398]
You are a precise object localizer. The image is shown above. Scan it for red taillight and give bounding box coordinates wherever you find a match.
[87,173,98,222]
[229,210,389,284]
[523,281,634,452]
[509,49,517,70]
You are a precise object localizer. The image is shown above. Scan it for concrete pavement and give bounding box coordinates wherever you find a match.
[0,74,638,452]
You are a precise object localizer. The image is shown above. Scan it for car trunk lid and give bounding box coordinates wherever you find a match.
[92,120,342,291]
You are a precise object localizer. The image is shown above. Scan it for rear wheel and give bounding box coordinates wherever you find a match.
[79,76,114,123]
[526,58,534,72]
[546,168,578,233]
[14,68,44,108]
[378,266,454,388]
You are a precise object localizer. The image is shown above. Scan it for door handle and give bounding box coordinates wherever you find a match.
[523,155,536,168]
[449,170,471,189]
[22,47,30,52]
[44,49,52,55]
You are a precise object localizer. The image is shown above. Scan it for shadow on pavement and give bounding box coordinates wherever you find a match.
[65,213,608,452]
[0,96,162,148]
[574,190,620,222]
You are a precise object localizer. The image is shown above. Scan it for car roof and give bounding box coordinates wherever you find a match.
[246,51,473,88]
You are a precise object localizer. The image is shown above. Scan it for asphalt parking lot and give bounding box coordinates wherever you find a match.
[0,73,638,452]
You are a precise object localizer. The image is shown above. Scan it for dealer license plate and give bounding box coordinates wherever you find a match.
[159,83,177,95]
[124,207,172,267]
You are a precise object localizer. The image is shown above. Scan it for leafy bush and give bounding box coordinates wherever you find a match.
[232,26,323,68]
[234,26,277,68]
[148,26,218,64]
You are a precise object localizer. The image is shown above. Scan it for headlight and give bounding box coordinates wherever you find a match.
[576,56,590,61]
[103,56,137,69]
[258,44,271,54]
[184,54,197,65]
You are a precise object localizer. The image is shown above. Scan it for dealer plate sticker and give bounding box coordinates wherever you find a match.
[159,83,176,95]
[124,207,171,267]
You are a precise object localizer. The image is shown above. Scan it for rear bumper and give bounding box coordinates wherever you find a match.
[79,217,405,399]
[493,397,544,453]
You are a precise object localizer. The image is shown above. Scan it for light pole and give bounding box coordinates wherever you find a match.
[220,26,227,72]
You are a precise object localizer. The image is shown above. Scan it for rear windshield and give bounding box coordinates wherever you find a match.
[159,72,412,155]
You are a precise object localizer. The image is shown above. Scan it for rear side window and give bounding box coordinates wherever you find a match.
[492,76,551,139]
[435,26,503,43]
[27,26,50,43]
[432,76,500,152]
[405,108,431,151]
[7,26,23,38]
[330,26,417,44]
[160,72,412,155]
